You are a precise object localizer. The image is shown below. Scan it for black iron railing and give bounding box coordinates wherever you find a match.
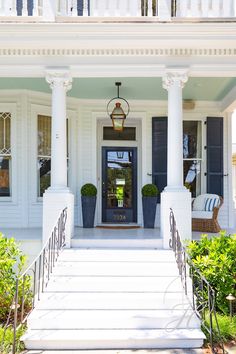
[169,208,226,354]
[1,208,67,354]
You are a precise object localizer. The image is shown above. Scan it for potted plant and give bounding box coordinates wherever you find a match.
[81,183,97,228]
[142,184,159,228]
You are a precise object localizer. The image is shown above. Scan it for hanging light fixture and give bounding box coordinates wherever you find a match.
[107,82,130,131]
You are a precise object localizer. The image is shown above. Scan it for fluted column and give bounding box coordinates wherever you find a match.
[46,70,72,192]
[163,70,188,191]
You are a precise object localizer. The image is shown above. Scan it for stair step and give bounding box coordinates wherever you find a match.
[54,261,179,276]
[27,309,199,329]
[46,275,189,293]
[22,328,205,350]
[71,239,163,249]
[60,249,174,262]
[36,292,189,310]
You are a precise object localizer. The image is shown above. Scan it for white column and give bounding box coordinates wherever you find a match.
[46,72,71,192]
[43,69,74,248]
[163,71,187,191]
[160,69,191,249]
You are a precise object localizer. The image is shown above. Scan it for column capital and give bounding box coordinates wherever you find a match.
[162,69,188,91]
[46,69,72,92]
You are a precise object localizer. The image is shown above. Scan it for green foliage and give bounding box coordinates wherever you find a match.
[187,232,236,314]
[203,312,236,343]
[141,184,159,197]
[81,183,97,197]
[0,233,31,323]
[0,325,26,353]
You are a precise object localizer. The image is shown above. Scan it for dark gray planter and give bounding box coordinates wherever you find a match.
[142,196,157,228]
[81,196,96,228]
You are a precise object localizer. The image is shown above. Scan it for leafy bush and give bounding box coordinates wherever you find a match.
[81,183,97,197]
[141,184,159,197]
[203,312,236,343]
[0,234,31,323]
[187,232,236,314]
[0,326,25,354]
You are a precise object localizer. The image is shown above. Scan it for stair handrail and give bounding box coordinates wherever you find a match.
[1,207,67,354]
[169,208,226,354]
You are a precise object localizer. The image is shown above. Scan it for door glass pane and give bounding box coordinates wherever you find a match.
[0,157,10,197]
[184,160,201,197]
[106,151,132,209]
[183,121,202,158]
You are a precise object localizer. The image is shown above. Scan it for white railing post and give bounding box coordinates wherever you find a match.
[71,0,77,16]
[22,0,28,16]
[83,0,89,16]
[147,0,152,16]
[212,0,220,17]
[59,0,67,16]
[8,0,17,16]
[222,0,231,17]
[0,0,4,15]
[201,0,209,18]
[42,0,56,21]
[128,0,138,16]
[158,0,171,20]
[33,0,39,16]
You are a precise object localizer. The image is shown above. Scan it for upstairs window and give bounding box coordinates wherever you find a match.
[0,112,11,197]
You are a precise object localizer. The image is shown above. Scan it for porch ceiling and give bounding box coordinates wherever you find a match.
[0,77,236,101]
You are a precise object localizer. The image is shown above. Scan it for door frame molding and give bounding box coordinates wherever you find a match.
[95,114,145,225]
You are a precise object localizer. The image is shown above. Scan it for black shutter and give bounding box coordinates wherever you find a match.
[206,117,224,197]
[152,117,167,203]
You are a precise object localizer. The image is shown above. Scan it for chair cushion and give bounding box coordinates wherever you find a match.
[192,195,206,211]
[204,196,220,211]
[192,210,213,219]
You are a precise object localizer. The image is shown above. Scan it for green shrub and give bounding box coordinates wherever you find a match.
[0,234,31,323]
[141,184,159,197]
[187,232,236,314]
[203,312,236,343]
[0,326,25,354]
[81,183,97,197]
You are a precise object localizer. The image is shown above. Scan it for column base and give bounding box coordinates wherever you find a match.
[43,189,74,248]
[160,189,191,249]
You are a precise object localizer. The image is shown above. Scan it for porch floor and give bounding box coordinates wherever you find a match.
[1,226,236,242]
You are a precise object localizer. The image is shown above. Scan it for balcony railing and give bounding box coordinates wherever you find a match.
[0,0,235,21]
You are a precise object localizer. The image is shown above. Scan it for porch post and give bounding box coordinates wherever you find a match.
[160,69,192,248]
[42,69,74,248]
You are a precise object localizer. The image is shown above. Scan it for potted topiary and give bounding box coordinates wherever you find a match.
[81,183,97,228]
[142,184,159,228]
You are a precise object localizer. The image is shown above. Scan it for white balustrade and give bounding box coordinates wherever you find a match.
[0,0,235,19]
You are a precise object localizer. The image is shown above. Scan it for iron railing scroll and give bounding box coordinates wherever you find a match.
[169,208,226,354]
[1,208,67,354]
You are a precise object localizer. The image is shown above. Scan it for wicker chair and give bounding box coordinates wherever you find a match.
[192,194,223,233]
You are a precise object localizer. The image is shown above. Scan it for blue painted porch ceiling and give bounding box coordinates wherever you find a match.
[0,77,236,101]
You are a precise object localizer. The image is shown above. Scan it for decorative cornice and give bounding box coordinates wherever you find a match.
[46,69,72,91]
[0,48,236,57]
[163,70,188,90]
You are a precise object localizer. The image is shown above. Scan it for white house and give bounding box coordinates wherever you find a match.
[1,0,236,349]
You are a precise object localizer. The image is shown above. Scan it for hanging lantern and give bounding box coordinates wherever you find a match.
[107,82,130,132]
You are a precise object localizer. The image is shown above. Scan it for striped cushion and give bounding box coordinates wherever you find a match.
[204,197,220,211]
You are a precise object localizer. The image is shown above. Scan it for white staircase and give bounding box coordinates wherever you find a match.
[22,249,205,350]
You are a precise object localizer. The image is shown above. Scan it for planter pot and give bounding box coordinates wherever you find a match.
[142,196,157,228]
[81,196,96,228]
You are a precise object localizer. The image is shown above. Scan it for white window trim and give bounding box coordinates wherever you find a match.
[0,104,17,203]
[30,103,76,204]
